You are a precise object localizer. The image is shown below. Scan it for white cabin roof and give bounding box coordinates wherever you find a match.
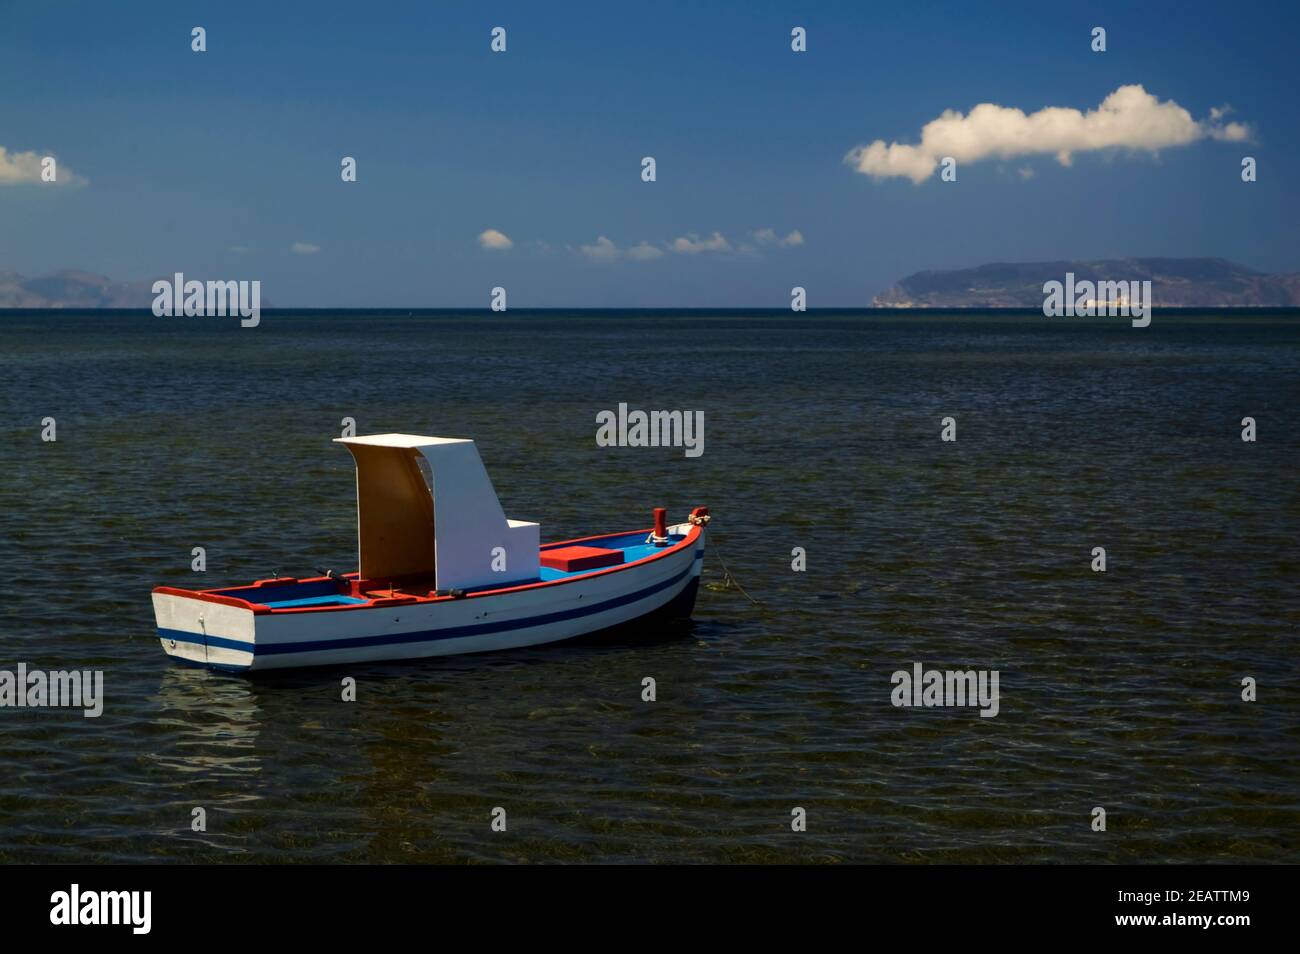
[334,433,470,449]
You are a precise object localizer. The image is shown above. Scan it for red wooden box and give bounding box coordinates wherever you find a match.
[540,546,625,572]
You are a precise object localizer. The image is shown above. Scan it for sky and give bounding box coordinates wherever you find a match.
[1,0,1297,307]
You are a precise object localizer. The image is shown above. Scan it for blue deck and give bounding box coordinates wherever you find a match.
[207,531,687,604]
[259,594,369,608]
[537,533,684,581]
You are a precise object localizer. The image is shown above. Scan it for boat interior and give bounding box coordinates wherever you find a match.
[207,529,690,611]
[190,432,708,613]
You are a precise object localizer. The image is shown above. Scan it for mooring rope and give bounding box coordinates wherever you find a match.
[710,535,763,606]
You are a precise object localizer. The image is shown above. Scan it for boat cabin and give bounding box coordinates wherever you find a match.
[334,433,541,594]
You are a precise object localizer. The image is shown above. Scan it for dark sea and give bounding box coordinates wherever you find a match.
[0,310,1296,864]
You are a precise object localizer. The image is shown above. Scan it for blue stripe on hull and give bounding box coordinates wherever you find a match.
[159,551,704,666]
[161,632,253,652]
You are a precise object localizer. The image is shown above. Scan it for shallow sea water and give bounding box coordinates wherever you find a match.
[0,310,1296,863]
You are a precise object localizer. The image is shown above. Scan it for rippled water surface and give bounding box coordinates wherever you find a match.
[1,311,1297,863]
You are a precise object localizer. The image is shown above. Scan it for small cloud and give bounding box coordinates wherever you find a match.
[575,236,665,263]
[0,147,87,187]
[626,242,664,261]
[478,228,514,250]
[576,230,799,263]
[1017,166,1036,180]
[671,231,731,254]
[1209,121,1250,142]
[1205,103,1250,141]
[579,235,622,263]
[229,245,256,254]
[291,242,321,254]
[753,228,803,248]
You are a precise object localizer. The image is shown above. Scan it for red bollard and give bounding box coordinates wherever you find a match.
[652,507,668,545]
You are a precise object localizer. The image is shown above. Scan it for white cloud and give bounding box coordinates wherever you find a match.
[290,242,320,254]
[478,228,513,250]
[579,235,621,263]
[753,228,804,248]
[845,85,1253,184]
[576,237,665,263]
[626,242,664,261]
[0,147,86,186]
[671,231,731,254]
[1209,122,1249,142]
[574,229,800,263]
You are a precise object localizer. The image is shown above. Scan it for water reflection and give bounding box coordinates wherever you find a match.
[148,666,262,778]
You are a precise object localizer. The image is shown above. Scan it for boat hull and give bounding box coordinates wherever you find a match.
[154,524,704,672]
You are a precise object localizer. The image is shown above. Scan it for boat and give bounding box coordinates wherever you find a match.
[152,434,709,672]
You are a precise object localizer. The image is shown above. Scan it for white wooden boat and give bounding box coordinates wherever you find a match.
[152,434,708,672]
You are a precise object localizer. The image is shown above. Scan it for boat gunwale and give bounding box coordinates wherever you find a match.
[152,520,704,616]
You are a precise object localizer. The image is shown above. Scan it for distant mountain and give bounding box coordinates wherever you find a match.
[0,269,156,308]
[873,258,1300,308]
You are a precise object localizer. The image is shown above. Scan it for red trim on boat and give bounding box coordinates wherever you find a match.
[151,587,273,615]
[540,526,653,549]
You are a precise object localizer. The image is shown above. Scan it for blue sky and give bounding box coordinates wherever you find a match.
[1,0,1296,306]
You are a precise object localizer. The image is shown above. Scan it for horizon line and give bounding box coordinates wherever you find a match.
[3,306,1300,315]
